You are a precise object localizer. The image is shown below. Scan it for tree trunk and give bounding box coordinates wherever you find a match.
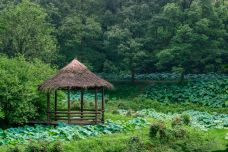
[131,67,135,83]
[179,72,185,83]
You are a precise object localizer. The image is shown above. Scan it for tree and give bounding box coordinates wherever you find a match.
[104,1,153,80]
[0,0,57,62]
[59,13,103,69]
[156,0,227,80]
[118,39,146,82]
[0,0,227,74]
[60,14,101,50]
[0,55,55,124]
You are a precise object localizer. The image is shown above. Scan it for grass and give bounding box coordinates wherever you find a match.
[61,113,228,152]
[208,129,228,151]
[106,98,228,114]
[0,81,227,152]
[107,81,150,99]
[0,112,227,152]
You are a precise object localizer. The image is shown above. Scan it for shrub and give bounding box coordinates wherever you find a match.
[173,128,187,138]
[159,128,173,142]
[156,123,174,141]
[0,56,56,124]
[112,110,119,114]
[7,146,21,152]
[125,136,145,152]
[171,114,191,128]
[181,113,191,125]
[25,141,50,152]
[149,122,165,138]
[126,109,133,116]
[171,117,183,127]
[172,131,218,152]
[118,103,128,109]
[50,142,63,152]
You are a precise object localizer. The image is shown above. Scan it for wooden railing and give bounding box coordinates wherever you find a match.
[47,110,103,124]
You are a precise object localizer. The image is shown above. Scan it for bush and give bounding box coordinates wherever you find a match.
[173,128,187,138]
[50,142,63,152]
[112,110,119,114]
[171,131,218,152]
[25,141,50,152]
[0,56,55,124]
[149,122,165,138]
[171,114,191,128]
[171,117,183,127]
[7,146,21,152]
[150,121,189,143]
[159,128,173,142]
[126,109,133,116]
[118,103,128,109]
[125,136,145,152]
[181,113,191,125]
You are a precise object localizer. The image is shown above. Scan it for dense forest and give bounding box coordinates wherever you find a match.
[0,0,227,81]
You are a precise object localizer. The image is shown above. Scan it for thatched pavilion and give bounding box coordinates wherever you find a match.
[38,59,113,125]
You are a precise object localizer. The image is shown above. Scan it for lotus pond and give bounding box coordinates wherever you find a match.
[0,117,148,145]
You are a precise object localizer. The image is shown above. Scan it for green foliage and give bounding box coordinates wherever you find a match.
[0,117,148,145]
[101,72,227,81]
[0,107,5,119]
[125,136,146,152]
[7,146,20,152]
[0,0,227,73]
[50,142,63,152]
[25,141,49,152]
[149,122,164,138]
[118,109,228,131]
[0,56,55,124]
[173,128,187,139]
[149,121,187,142]
[171,117,183,127]
[181,113,191,125]
[144,74,228,107]
[0,0,57,62]
[171,113,190,127]
[0,0,227,151]
[156,0,228,74]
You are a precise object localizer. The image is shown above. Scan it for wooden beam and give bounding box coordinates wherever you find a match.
[54,90,57,121]
[48,111,102,114]
[53,115,100,118]
[47,92,50,124]
[101,87,105,123]
[81,89,84,119]
[56,109,102,112]
[95,88,98,123]
[68,88,71,124]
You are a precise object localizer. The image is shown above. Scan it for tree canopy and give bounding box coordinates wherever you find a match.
[0,0,227,78]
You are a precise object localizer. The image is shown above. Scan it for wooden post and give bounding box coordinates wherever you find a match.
[95,88,98,123]
[101,87,105,123]
[68,88,71,124]
[47,92,50,124]
[80,89,84,119]
[54,90,57,121]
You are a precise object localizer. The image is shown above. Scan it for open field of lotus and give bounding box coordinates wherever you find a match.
[0,75,228,151]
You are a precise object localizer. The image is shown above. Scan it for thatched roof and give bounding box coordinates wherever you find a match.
[39,59,113,91]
